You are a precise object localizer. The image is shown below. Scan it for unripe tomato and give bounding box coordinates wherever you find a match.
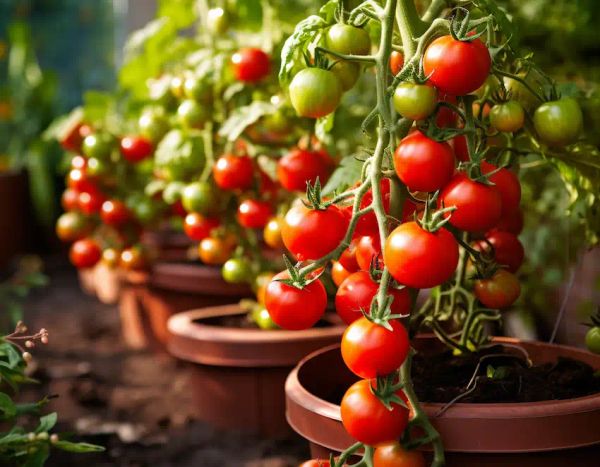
[69,238,101,269]
[198,237,232,265]
[120,246,146,271]
[86,157,109,178]
[533,98,583,146]
[213,154,254,190]
[120,135,153,163]
[393,131,454,192]
[251,306,279,330]
[207,7,229,34]
[181,182,216,214]
[138,110,169,142]
[184,213,220,241]
[489,101,525,133]
[82,132,114,160]
[289,68,342,118]
[100,200,130,226]
[332,261,352,287]
[237,199,272,229]
[222,258,251,284]
[389,51,404,75]
[474,269,520,309]
[177,99,209,128]
[102,248,120,268]
[331,60,360,91]
[282,204,348,261]
[231,48,270,83]
[384,222,459,289]
[326,24,371,55]
[183,76,212,103]
[393,83,437,121]
[341,379,409,445]
[373,443,426,467]
[263,218,284,249]
[277,148,332,192]
[585,327,600,354]
[423,35,491,96]
[56,212,91,242]
[170,75,185,98]
[264,271,327,330]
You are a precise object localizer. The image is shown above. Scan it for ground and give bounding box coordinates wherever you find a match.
[21,258,309,467]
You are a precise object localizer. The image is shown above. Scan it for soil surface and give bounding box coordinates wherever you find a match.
[20,258,309,467]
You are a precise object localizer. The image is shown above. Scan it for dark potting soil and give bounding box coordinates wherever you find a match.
[195,313,334,329]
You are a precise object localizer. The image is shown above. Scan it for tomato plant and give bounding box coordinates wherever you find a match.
[533,98,583,146]
[277,148,332,192]
[120,135,153,163]
[392,83,437,121]
[474,269,521,309]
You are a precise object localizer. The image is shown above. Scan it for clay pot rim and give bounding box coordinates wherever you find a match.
[286,339,600,423]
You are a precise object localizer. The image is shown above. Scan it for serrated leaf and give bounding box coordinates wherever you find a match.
[218,101,275,142]
[322,156,363,195]
[279,15,327,84]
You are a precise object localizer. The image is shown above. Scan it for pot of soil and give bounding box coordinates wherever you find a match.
[0,170,29,269]
[286,337,600,466]
[119,262,251,350]
[167,304,346,438]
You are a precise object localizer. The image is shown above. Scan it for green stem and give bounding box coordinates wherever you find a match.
[422,0,448,23]
[395,0,427,57]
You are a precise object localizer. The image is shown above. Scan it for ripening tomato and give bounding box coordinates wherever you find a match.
[277,148,332,192]
[585,327,600,355]
[480,161,521,217]
[393,83,437,121]
[385,222,458,289]
[476,231,524,273]
[326,23,371,55]
[332,261,353,287]
[263,218,284,249]
[181,181,217,214]
[474,269,520,309]
[491,207,524,235]
[120,246,146,271]
[489,101,525,133]
[335,271,411,325]
[120,136,153,163]
[423,35,491,96]
[439,173,502,232]
[373,443,426,467]
[82,132,114,160]
[69,238,101,269]
[56,212,91,242]
[237,199,273,229]
[299,460,330,467]
[198,237,233,265]
[393,131,454,192]
[213,154,254,190]
[355,235,383,271]
[101,248,120,268]
[289,68,342,118]
[61,188,80,211]
[339,239,360,273]
[389,51,404,75]
[281,204,348,261]
[222,258,252,284]
[101,200,130,226]
[264,271,327,330]
[341,316,409,378]
[78,190,106,215]
[533,98,583,147]
[341,379,409,445]
[184,213,220,241]
[231,48,270,83]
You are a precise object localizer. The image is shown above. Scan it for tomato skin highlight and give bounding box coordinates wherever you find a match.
[264,271,327,330]
[341,317,409,378]
[299,461,330,467]
[263,217,285,249]
[100,200,130,226]
[282,204,348,261]
[474,269,521,309]
[373,443,426,467]
[277,148,332,192]
[331,261,353,287]
[231,48,270,83]
[335,271,411,325]
[237,199,273,229]
[213,154,254,190]
[69,238,101,269]
[289,68,342,119]
[384,221,459,289]
[423,35,491,96]
[341,379,409,446]
[439,173,502,232]
[393,131,455,193]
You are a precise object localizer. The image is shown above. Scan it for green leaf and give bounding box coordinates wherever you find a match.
[23,446,49,467]
[53,441,105,453]
[157,0,197,28]
[35,413,57,433]
[0,393,17,420]
[218,101,275,142]
[473,0,515,43]
[279,15,327,84]
[154,130,205,182]
[315,112,335,145]
[42,107,83,142]
[322,156,364,196]
[82,91,116,125]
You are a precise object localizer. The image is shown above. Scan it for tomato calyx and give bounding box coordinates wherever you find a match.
[278,254,322,289]
[302,178,334,211]
[417,194,456,233]
[370,374,407,411]
[448,7,487,42]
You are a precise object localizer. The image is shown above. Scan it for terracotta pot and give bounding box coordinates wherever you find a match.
[141,229,193,262]
[286,337,600,466]
[119,262,251,350]
[77,267,96,296]
[167,304,346,438]
[0,170,29,269]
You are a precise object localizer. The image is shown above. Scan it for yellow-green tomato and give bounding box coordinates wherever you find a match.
[289,68,342,118]
[489,101,525,133]
[330,60,360,91]
[533,98,583,147]
[392,83,437,120]
[251,306,279,330]
[222,258,251,284]
[326,24,371,55]
[206,7,229,34]
[586,327,600,354]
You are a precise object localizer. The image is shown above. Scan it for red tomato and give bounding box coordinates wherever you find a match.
[277,148,332,192]
[264,271,327,330]
[355,235,383,272]
[373,443,426,467]
[60,121,85,152]
[213,154,254,190]
[231,48,270,83]
[78,190,105,215]
[481,161,521,217]
[171,199,187,217]
[393,131,455,192]
[339,239,360,272]
[423,35,491,96]
[335,271,411,325]
[349,179,391,238]
[491,207,524,235]
[332,261,353,287]
[100,200,130,226]
[477,231,524,273]
[436,94,459,128]
[389,51,404,75]
[120,135,153,163]
[184,213,220,241]
[69,238,101,269]
[282,204,348,261]
[384,221,458,288]
[341,379,409,445]
[237,199,273,228]
[452,134,470,162]
[67,168,96,194]
[61,188,80,211]
[474,269,520,309]
[439,173,502,232]
[300,461,330,467]
[401,199,423,223]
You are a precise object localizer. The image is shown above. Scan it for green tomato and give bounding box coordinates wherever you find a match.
[289,68,342,119]
[86,157,110,177]
[177,99,209,129]
[181,181,216,214]
[392,83,437,121]
[251,306,279,330]
[222,258,251,284]
[325,23,371,55]
[533,98,583,147]
[490,100,525,133]
[139,110,169,142]
[586,327,600,354]
[162,181,185,205]
[330,60,360,91]
[183,76,212,103]
[503,75,539,112]
[207,7,229,35]
[132,197,159,224]
[82,132,114,160]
